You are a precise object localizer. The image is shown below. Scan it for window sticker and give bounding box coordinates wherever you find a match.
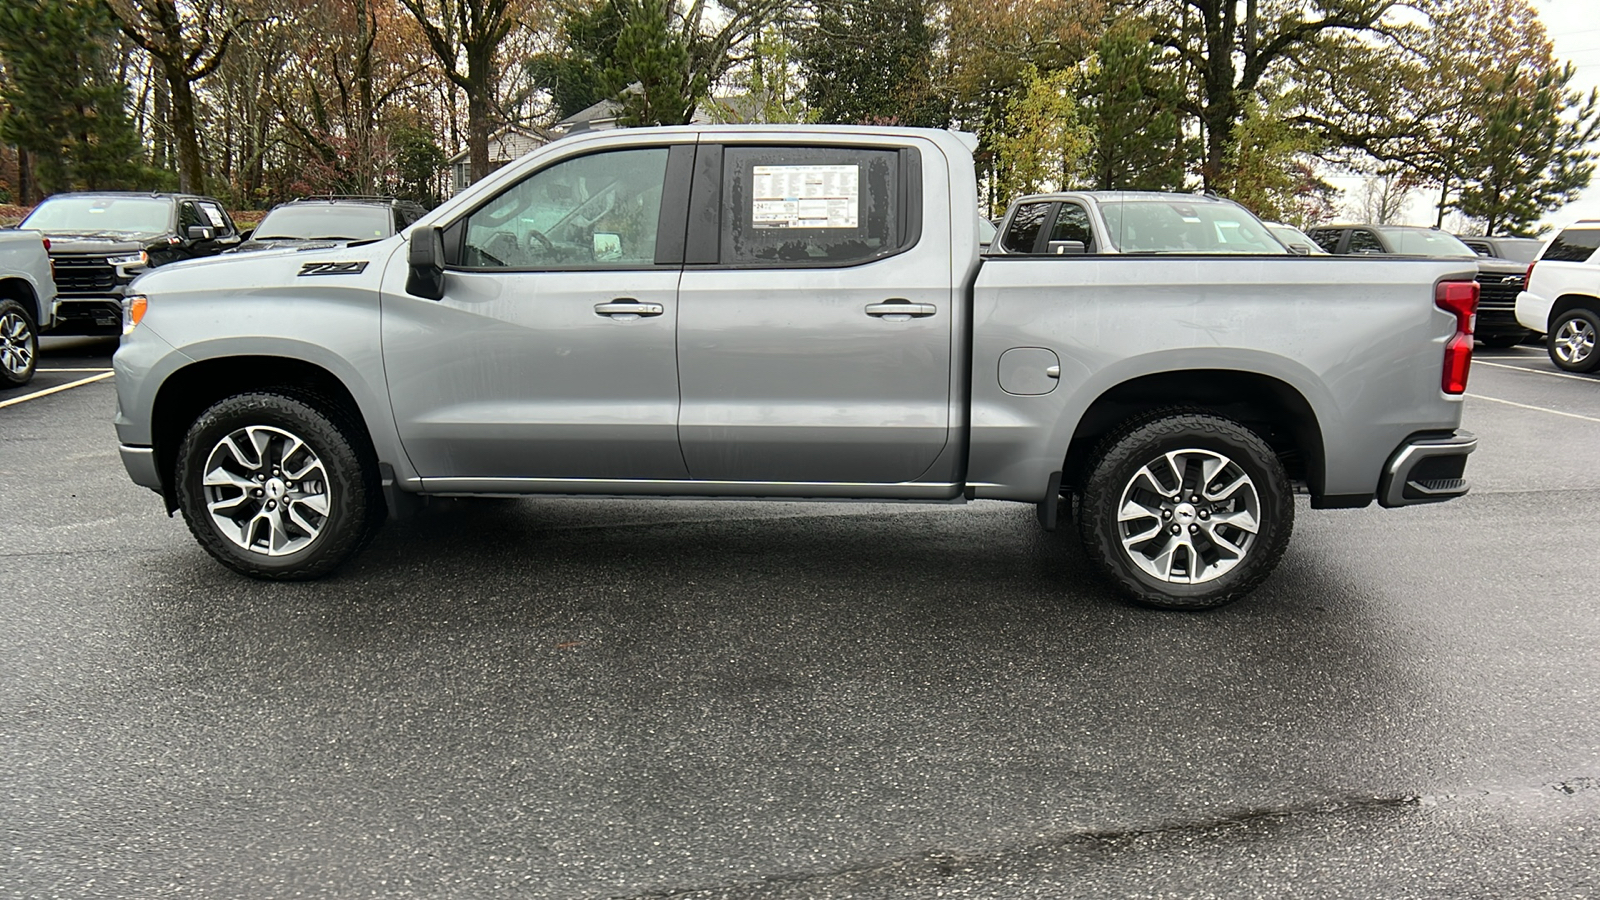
[200,204,227,227]
[752,165,859,229]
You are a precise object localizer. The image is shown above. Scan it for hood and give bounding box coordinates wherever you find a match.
[1473,256,1527,274]
[130,233,402,294]
[233,238,344,254]
[40,231,168,254]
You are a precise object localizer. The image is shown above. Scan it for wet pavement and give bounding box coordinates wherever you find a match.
[2,342,1598,898]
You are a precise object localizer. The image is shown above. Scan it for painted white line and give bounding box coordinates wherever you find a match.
[0,371,114,409]
[1476,360,1600,383]
[37,367,114,373]
[1468,392,1600,424]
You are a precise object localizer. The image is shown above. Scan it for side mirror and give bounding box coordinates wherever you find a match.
[1287,242,1311,256]
[238,227,255,240]
[406,225,446,300]
[187,225,214,241]
[1047,240,1086,255]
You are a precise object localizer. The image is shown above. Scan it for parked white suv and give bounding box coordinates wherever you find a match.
[1517,221,1600,372]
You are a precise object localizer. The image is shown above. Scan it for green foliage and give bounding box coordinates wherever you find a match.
[389,123,448,206]
[1081,22,1191,191]
[990,65,1093,199]
[723,25,814,124]
[1216,93,1331,223]
[795,0,947,127]
[602,0,705,126]
[0,0,144,193]
[527,0,625,119]
[1452,63,1600,235]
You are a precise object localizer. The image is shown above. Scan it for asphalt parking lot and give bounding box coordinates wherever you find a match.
[2,339,1599,899]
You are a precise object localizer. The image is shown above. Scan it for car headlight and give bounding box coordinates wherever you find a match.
[122,294,148,335]
[108,251,148,267]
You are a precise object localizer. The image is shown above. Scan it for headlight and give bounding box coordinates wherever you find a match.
[108,251,148,267]
[122,294,148,335]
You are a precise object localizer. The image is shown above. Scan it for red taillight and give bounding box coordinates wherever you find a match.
[41,237,50,251]
[1525,260,1536,285]
[1436,279,1478,395]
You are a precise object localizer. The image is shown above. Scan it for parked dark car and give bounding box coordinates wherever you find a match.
[1456,234,1543,264]
[18,192,240,334]
[234,197,428,253]
[1307,224,1531,347]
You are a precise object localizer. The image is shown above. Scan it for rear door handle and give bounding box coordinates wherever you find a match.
[594,300,665,318]
[865,299,937,319]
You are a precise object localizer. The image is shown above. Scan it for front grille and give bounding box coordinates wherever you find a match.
[51,256,118,293]
[1475,275,1522,311]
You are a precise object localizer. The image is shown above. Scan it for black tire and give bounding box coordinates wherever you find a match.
[1078,412,1293,610]
[1479,331,1527,349]
[1548,308,1600,373]
[0,298,38,387]
[175,392,379,579]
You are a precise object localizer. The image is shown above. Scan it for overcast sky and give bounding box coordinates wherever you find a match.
[1533,0,1600,229]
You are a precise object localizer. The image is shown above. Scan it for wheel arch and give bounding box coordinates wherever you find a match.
[1060,369,1326,500]
[0,277,40,319]
[1551,293,1600,325]
[150,356,378,511]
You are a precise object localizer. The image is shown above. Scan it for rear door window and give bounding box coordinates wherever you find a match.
[1001,202,1051,253]
[1542,228,1600,263]
[719,145,910,267]
[1348,229,1384,253]
[1308,229,1343,253]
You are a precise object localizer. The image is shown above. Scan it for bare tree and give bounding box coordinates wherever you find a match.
[104,0,253,192]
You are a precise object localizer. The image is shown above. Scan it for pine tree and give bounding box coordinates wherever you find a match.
[0,0,143,195]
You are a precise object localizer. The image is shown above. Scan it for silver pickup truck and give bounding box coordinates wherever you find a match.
[112,125,1480,609]
[0,228,57,387]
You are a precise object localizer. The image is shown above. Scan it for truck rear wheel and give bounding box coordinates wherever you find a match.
[175,392,378,580]
[0,298,38,387]
[1548,308,1599,373]
[1078,412,1293,610]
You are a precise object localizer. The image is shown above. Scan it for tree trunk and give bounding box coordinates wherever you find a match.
[160,55,206,193]
[466,43,494,183]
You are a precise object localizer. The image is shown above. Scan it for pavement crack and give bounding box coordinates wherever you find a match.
[601,794,1420,900]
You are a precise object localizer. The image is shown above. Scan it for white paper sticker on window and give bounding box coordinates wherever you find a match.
[200,205,227,227]
[752,165,859,229]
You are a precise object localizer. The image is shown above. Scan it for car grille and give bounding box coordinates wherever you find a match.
[51,256,118,293]
[1475,274,1522,312]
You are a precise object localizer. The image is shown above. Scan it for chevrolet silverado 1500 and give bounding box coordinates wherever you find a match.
[112,126,1480,609]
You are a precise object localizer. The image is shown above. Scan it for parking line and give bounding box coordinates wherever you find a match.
[1468,393,1600,424]
[1476,360,1599,383]
[0,371,115,409]
[39,367,114,373]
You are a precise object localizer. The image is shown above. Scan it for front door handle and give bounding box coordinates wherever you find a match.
[594,300,665,318]
[865,299,937,319]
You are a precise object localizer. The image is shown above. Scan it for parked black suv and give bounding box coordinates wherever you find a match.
[1306,224,1531,347]
[235,197,428,252]
[18,192,240,334]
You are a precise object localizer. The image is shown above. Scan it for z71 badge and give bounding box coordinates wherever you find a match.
[298,261,369,276]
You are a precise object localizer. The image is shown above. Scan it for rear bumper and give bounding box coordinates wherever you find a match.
[1378,431,1477,508]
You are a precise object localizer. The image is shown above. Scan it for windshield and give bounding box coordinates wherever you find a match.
[254,205,393,241]
[20,196,172,235]
[1377,227,1477,258]
[1099,200,1286,254]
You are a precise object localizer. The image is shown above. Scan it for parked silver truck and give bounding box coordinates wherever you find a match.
[0,228,57,387]
[112,125,1480,608]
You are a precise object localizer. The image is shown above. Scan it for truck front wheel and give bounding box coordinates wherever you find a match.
[1078,412,1293,610]
[0,298,38,387]
[175,392,378,580]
